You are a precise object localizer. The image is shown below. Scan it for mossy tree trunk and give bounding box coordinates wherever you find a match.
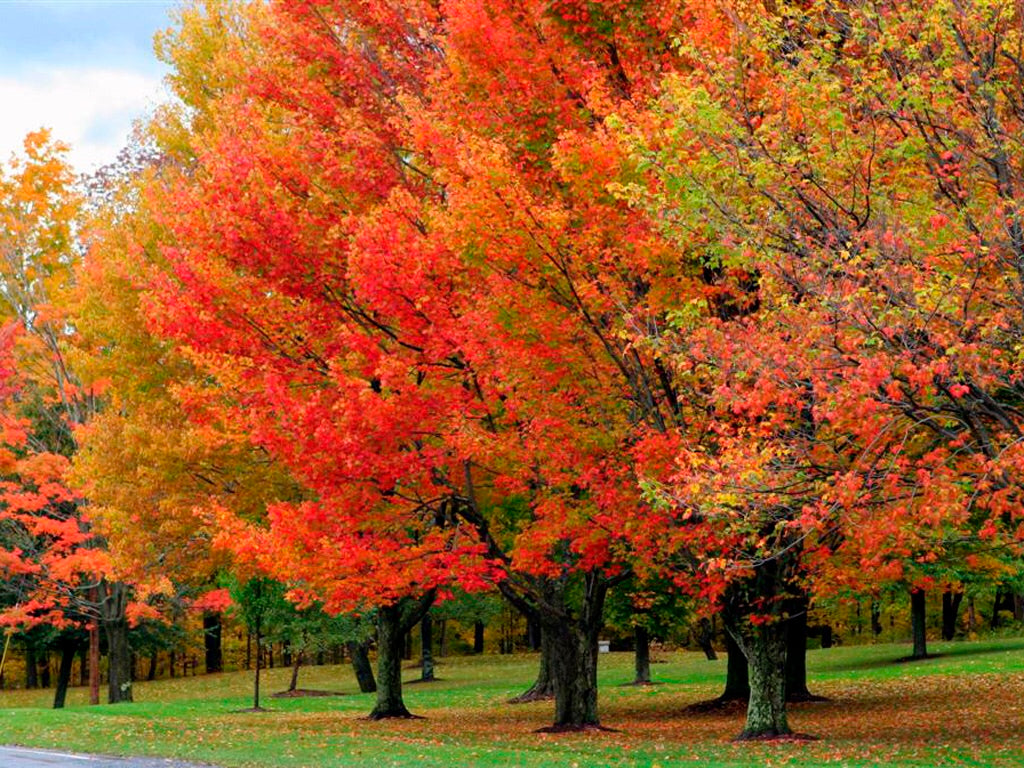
[369,592,435,719]
[540,573,607,730]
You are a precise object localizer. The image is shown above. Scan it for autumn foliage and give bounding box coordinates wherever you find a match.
[3,0,1024,742]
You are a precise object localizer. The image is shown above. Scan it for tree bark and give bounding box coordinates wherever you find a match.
[420,613,435,682]
[203,611,223,674]
[288,650,303,692]
[369,593,434,719]
[545,617,600,729]
[942,590,964,641]
[633,625,651,685]
[52,640,77,709]
[910,588,928,659]
[147,651,158,681]
[105,618,133,704]
[473,620,485,654]
[720,631,750,702]
[509,623,554,703]
[539,573,607,730]
[697,618,718,660]
[784,597,814,701]
[25,644,38,689]
[346,638,377,693]
[252,618,262,710]
[731,621,790,739]
[88,622,100,705]
[870,600,882,637]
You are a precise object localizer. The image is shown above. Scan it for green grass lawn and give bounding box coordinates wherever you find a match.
[2,638,1023,767]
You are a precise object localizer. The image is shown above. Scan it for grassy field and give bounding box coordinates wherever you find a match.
[1,638,1023,767]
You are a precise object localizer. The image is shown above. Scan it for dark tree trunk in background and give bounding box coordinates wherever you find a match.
[52,640,77,709]
[147,652,158,681]
[783,596,817,702]
[911,588,928,659]
[369,593,435,719]
[527,616,541,651]
[473,621,485,654]
[78,644,88,687]
[39,655,51,688]
[88,622,100,705]
[697,618,718,660]
[942,590,964,641]
[438,619,448,657]
[25,644,38,689]
[252,619,263,710]
[203,611,223,673]
[402,628,413,661]
[509,623,554,703]
[870,600,883,637]
[347,638,377,693]
[420,613,435,682]
[719,631,750,702]
[633,625,651,685]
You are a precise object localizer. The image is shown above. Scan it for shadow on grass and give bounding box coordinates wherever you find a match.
[822,638,1024,673]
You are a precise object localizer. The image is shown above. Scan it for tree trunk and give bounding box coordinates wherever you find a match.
[88,622,100,705]
[509,624,554,703]
[147,651,158,681]
[369,593,434,719]
[420,613,435,682]
[39,655,51,688]
[540,574,606,730]
[346,638,377,693]
[52,640,77,709]
[732,621,790,739]
[372,604,411,718]
[25,644,38,689]
[203,611,223,674]
[870,600,883,637]
[942,590,964,641]
[252,619,262,710]
[402,628,413,661]
[438,619,448,657]
[719,631,749,702]
[910,588,928,659]
[697,618,718,661]
[473,620,484,654]
[526,616,541,651]
[784,597,815,702]
[545,618,600,729]
[105,618,133,704]
[633,625,651,685]
[288,650,303,692]
[77,643,87,688]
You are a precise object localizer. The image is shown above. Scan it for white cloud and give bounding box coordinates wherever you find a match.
[0,66,169,174]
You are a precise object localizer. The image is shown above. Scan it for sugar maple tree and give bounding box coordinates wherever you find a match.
[617,0,1024,739]
[127,0,701,729]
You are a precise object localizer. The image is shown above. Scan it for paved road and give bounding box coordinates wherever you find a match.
[0,747,217,767]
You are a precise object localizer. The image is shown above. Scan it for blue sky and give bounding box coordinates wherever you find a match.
[0,0,178,172]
